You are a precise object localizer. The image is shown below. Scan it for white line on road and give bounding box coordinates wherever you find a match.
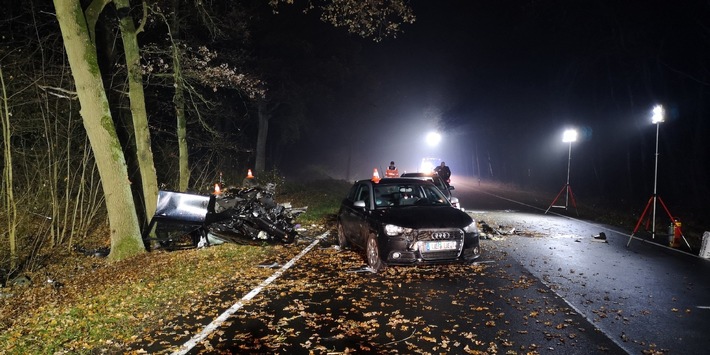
[171,232,329,355]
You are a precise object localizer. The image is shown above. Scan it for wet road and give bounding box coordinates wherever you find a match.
[454,177,710,354]
[136,178,710,354]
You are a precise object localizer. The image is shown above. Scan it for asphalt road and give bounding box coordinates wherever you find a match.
[454,176,710,355]
[132,177,710,354]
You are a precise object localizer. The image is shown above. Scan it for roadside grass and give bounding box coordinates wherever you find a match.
[0,243,274,354]
[277,178,351,225]
[0,179,349,354]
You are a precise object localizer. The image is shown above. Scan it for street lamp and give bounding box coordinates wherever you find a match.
[545,128,579,214]
[627,105,689,248]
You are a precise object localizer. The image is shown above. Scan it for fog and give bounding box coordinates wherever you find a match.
[271,0,709,223]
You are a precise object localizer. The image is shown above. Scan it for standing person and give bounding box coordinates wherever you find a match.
[434,161,451,184]
[385,161,399,178]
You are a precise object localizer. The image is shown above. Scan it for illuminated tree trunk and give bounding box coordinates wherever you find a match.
[0,67,17,269]
[173,42,189,191]
[167,0,190,191]
[114,0,158,221]
[53,0,144,260]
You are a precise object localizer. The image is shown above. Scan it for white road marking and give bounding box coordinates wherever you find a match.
[171,232,329,355]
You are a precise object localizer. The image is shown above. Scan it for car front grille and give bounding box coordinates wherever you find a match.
[415,228,464,260]
[419,229,463,241]
[429,231,455,240]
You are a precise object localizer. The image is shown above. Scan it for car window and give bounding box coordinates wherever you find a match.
[346,184,358,201]
[355,184,371,208]
[373,183,448,207]
[434,178,446,190]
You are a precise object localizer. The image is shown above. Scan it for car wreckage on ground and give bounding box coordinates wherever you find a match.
[142,183,307,250]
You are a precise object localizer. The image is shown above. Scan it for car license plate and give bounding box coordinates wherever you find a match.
[425,241,457,251]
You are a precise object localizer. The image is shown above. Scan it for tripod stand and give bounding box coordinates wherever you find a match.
[545,183,578,215]
[627,107,690,249]
[546,130,579,216]
[626,195,692,249]
[626,194,691,249]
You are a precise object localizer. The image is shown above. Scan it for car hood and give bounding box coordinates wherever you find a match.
[373,206,473,229]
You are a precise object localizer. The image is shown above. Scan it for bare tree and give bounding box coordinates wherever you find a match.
[53,0,144,260]
[0,66,17,270]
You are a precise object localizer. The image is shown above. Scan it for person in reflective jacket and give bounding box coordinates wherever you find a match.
[385,161,399,178]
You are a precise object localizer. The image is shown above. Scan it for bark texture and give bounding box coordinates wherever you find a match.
[53,0,144,260]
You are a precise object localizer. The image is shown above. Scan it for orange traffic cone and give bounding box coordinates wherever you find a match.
[372,168,381,183]
[246,169,254,179]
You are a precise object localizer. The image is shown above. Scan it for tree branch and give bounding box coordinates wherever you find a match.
[85,0,113,44]
[136,0,148,35]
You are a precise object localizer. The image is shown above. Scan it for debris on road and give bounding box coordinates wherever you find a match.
[143,183,307,250]
[478,220,519,239]
[592,232,608,243]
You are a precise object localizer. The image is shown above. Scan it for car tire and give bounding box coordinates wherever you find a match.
[366,233,385,272]
[337,222,349,249]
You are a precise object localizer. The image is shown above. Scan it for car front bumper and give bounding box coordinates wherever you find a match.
[383,230,481,265]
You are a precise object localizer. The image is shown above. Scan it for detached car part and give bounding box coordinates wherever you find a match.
[142,184,306,250]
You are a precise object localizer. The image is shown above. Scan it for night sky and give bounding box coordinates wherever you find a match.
[270,0,710,218]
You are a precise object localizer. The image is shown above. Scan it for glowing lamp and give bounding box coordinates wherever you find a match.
[425,131,441,147]
[562,129,578,143]
[651,105,665,124]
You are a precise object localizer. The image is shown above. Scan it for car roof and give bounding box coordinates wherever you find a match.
[355,177,436,185]
[401,172,435,177]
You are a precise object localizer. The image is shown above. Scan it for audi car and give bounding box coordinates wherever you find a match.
[337,177,481,272]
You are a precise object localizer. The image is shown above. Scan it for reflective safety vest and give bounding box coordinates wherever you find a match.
[385,167,399,178]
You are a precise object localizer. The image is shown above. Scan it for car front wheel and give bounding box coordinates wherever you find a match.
[337,223,349,249]
[366,234,385,272]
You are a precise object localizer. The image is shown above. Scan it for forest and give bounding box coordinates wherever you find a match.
[0,0,414,279]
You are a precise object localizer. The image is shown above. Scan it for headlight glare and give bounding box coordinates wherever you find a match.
[385,224,405,236]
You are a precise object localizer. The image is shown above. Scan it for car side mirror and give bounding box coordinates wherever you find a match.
[448,185,455,190]
[354,200,366,208]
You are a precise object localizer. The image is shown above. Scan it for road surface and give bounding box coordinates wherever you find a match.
[455,176,710,355]
[127,177,710,354]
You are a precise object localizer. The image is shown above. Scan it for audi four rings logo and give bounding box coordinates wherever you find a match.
[431,232,450,239]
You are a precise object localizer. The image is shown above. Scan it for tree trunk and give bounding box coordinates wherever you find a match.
[114,0,158,222]
[0,67,17,270]
[174,46,189,191]
[255,100,270,173]
[53,0,144,260]
[169,0,190,191]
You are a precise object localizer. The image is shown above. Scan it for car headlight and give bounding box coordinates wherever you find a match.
[463,221,478,234]
[385,224,410,236]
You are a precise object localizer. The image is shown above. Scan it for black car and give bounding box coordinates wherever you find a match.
[400,172,461,209]
[337,177,481,272]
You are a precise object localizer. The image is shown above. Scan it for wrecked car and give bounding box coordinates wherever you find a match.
[143,183,306,250]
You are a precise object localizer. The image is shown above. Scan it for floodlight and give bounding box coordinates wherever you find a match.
[425,131,442,147]
[628,104,690,249]
[651,105,665,124]
[546,127,579,214]
[562,129,578,143]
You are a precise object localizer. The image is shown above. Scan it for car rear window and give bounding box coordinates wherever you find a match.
[373,183,448,207]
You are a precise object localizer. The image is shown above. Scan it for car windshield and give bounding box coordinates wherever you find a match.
[401,174,447,192]
[373,183,449,208]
